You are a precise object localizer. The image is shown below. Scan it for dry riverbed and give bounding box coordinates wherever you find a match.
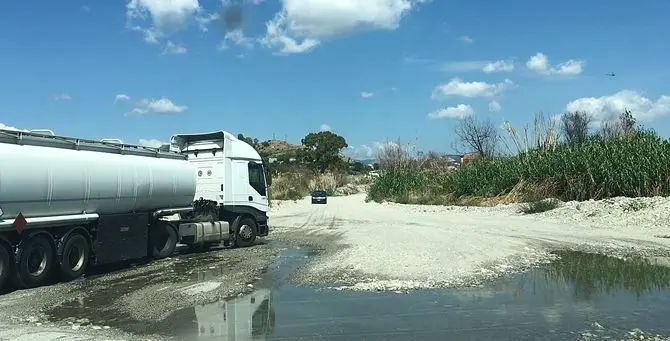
[271,193,670,291]
[0,194,669,340]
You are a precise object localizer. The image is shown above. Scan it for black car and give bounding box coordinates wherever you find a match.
[311,190,328,204]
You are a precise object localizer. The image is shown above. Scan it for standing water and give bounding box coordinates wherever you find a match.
[48,249,670,340]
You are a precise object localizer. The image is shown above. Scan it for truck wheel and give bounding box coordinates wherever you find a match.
[234,217,257,248]
[59,233,90,281]
[0,243,11,292]
[14,234,55,289]
[150,222,177,259]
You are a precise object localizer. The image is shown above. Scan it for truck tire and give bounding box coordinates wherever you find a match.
[14,234,55,289]
[0,243,11,292]
[234,217,257,248]
[150,222,177,259]
[58,233,90,281]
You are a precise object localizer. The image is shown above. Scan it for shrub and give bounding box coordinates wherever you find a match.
[519,198,561,214]
[366,167,450,204]
[269,170,353,201]
[269,171,311,201]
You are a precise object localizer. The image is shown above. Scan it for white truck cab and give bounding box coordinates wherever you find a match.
[170,131,270,246]
[171,131,269,210]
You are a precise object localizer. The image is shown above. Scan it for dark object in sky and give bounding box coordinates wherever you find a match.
[605,72,616,77]
[221,5,244,31]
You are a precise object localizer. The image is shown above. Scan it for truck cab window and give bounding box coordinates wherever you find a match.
[248,162,267,196]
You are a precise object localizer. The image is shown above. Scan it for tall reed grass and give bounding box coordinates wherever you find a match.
[367,114,670,204]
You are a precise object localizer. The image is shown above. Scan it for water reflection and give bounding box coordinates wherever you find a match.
[45,248,670,340]
[545,251,670,300]
[183,289,275,340]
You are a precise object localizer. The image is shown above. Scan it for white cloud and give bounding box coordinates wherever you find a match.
[488,100,501,112]
[566,90,670,122]
[163,40,187,54]
[53,93,72,101]
[258,13,320,54]
[319,124,331,131]
[428,104,474,119]
[432,78,514,99]
[440,61,488,73]
[361,91,374,98]
[345,140,399,159]
[458,35,473,44]
[125,0,216,44]
[259,0,427,54]
[526,52,584,76]
[114,94,131,103]
[195,12,219,32]
[482,60,514,73]
[138,138,167,148]
[222,29,255,49]
[439,60,514,73]
[128,97,188,115]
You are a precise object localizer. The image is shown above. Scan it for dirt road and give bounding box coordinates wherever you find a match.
[0,194,669,340]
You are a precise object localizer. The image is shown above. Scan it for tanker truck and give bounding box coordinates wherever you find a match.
[0,128,269,292]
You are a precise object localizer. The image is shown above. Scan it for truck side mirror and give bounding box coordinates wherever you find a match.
[265,169,272,186]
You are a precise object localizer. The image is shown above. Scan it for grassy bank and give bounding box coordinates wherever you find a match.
[269,170,372,201]
[367,120,670,206]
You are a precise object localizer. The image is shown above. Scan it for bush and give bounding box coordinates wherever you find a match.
[368,125,670,205]
[519,198,561,214]
[367,167,451,204]
[269,171,312,201]
[269,170,353,201]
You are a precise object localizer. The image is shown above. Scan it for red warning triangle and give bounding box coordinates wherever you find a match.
[13,212,27,234]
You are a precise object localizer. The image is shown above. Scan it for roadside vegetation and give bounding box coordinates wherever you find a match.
[367,109,670,208]
[236,131,376,202]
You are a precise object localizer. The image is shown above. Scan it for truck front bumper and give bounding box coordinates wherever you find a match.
[257,215,269,237]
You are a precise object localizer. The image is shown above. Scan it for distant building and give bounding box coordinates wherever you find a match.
[460,152,480,165]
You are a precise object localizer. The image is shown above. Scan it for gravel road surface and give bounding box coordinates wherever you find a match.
[0,193,669,340]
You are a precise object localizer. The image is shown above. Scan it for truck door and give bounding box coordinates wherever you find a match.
[230,160,268,210]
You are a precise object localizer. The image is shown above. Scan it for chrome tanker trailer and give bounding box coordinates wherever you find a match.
[0,128,269,291]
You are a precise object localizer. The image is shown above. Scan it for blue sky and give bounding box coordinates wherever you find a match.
[2,0,670,159]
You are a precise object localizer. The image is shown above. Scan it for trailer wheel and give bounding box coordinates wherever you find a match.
[234,217,257,248]
[14,234,55,289]
[150,222,177,259]
[58,233,90,281]
[0,243,11,292]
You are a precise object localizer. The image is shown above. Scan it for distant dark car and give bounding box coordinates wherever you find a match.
[311,190,328,204]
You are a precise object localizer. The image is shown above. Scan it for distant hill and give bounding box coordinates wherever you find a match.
[259,139,301,157]
[355,158,376,165]
[253,139,379,166]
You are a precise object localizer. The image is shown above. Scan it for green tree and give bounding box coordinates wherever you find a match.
[350,161,366,173]
[237,133,259,148]
[300,131,348,173]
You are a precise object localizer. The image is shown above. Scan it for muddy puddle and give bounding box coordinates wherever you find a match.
[46,249,670,340]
